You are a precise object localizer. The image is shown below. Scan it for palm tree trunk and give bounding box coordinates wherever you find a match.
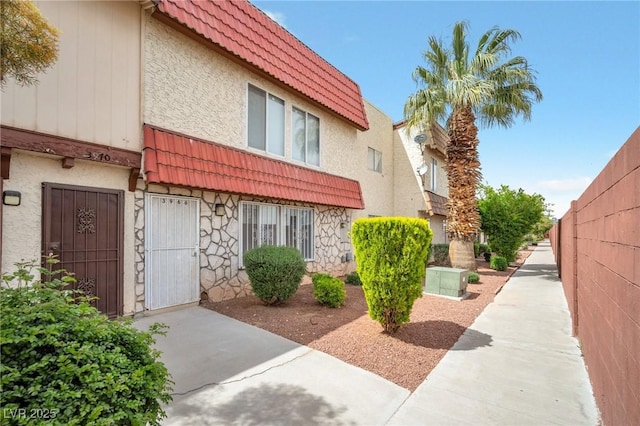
[446,105,481,270]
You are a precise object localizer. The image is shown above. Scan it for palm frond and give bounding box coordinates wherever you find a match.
[446,75,494,108]
[404,86,448,132]
[470,51,498,75]
[452,21,470,79]
[424,35,450,81]
[475,26,499,57]
[484,28,521,57]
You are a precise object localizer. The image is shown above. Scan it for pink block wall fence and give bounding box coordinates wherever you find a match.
[549,127,639,426]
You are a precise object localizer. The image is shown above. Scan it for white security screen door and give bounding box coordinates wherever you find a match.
[145,194,200,310]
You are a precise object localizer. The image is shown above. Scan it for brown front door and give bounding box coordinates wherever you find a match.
[42,183,124,317]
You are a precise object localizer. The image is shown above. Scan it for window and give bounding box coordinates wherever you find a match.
[292,107,320,166]
[368,147,382,173]
[285,207,313,260]
[240,202,314,263]
[431,158,437,191]
[248,85,284,156]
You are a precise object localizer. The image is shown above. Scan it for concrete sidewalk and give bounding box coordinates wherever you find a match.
[388,241,600,425]
[134,306,409,425]
[135,241,600,425]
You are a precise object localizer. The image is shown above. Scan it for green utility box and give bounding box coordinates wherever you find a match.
[424,267,468,297]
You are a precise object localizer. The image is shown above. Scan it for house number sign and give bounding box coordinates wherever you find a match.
[85,151,112,162]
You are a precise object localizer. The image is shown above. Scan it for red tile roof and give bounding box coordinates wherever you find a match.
[143,125,365,209]
[425,190,448,216]
[155,0,369,131]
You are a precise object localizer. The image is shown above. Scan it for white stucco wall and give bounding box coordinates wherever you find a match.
[427,215,447,245]
[1,1,141,151]
[392,126,429,218]
[1,151,137,314]
[352,101,396,219]
[394,124,448,198]
[393,124,449,244]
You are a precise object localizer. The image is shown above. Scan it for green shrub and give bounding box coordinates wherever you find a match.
[490,256,508,271]
[468,271,480,284]
[345,271,362,286]
[478,243,489,257]
[1,259,172,426]
[483,252,492,262]
[488,238,519,263]
[478,184,545,264]
[431,243,450,266]
[351,217,433,333]
[312,274,346,308]
[244,245,306,305]
[474,241,480,258]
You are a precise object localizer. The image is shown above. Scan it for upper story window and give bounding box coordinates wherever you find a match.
[368,147,382,173]
[248,85,285,156]
[430,158,438,191]
[292,107,320,166]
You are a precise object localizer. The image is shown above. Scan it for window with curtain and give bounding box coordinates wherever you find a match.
[292,106,320,166]
[248,85,285,156]
[240,202,314,264]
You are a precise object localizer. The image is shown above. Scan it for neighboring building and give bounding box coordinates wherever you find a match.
[393,122,449,244]
[1,0,449,317]
[1,0,144,317]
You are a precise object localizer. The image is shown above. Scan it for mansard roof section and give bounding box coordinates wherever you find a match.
[425,190,448,217]
[393,120,447,156]
[154,0,369,131]
[143,125,365,209]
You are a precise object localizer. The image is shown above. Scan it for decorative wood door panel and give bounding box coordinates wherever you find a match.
[145,194,200,310]
[42,183,124,318]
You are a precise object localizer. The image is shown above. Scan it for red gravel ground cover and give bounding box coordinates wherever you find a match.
[204,249,533,391]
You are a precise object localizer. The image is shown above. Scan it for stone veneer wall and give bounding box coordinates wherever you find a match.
[134,188,145,313]
[133,184,356,310]
[309,205,354,278]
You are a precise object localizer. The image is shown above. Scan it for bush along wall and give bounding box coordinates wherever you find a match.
[351,217,433,333]
[243,245,306,305]
[345,271,362,286]
[431,243,450,266]
[0,259,172,425]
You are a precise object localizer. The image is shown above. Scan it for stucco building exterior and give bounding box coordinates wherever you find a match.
[393,122,449,245]
[1,0,449,316]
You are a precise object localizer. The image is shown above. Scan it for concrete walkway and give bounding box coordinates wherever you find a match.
[135,241,600,425]
[388,241,600,425]
[134,306,409,425]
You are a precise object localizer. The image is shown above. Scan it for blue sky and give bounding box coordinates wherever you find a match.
[252,0,640,218]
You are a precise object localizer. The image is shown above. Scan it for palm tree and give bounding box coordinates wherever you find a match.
[404,21,543,270]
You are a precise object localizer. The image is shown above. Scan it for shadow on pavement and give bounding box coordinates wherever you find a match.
[512,263,560,282]
[169,383,354,426]
[393,320,493,350]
